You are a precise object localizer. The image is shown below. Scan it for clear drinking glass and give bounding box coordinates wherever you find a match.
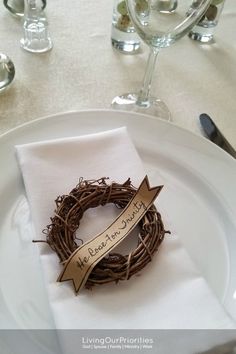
[111,0,141,54]
[188,0,225,43]
[20,0,52,53]
[112,0,212,119]
[0,53,15,92]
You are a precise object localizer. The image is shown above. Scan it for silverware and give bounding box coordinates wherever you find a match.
[199,113,236,159]
[0,53,15,93]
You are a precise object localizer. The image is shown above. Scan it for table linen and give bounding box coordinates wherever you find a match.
[0,1,235,146]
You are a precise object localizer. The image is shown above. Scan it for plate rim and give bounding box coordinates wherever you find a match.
[0,108,235,163]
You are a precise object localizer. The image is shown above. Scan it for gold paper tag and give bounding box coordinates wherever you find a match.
[58,176,163,293]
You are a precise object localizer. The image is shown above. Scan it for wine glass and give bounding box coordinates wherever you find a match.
[112,0,212,120]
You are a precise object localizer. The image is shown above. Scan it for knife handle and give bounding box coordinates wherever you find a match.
[199,113,236,159]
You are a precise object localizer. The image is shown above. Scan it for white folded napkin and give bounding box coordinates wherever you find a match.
[16,127,235,329]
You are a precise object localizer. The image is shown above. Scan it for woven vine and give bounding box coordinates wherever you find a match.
[36,178,169,289]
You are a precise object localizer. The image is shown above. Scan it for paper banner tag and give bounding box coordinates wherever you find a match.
[58,176,163,293]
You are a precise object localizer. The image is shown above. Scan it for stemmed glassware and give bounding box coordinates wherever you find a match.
[112,0,212,120]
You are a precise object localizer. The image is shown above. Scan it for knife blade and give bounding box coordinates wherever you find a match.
[199,113,236,159]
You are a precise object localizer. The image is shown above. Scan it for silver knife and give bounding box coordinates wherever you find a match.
[199,113,236,159]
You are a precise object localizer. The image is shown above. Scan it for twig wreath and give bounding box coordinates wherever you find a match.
[37,177,169,289]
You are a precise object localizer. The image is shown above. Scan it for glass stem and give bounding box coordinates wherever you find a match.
[137,48,159,107]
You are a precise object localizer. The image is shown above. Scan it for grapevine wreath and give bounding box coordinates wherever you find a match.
[37,177,169,289]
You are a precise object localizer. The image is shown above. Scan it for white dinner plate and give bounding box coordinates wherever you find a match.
[0,109,236,329]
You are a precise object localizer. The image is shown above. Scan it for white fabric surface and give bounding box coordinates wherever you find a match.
[16,127,236,329]
[0,1,235,147]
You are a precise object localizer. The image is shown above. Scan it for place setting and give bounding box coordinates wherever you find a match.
[0,1,236,353]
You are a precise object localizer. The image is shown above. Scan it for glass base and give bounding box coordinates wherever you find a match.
[111,25,140,54]
[20,38,53,53]
[111,93,171,121]
[188,31,213,43]
[111,38,140,54]
[188,23,215,43]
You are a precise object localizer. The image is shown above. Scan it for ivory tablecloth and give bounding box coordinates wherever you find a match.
[0,0,235,146]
